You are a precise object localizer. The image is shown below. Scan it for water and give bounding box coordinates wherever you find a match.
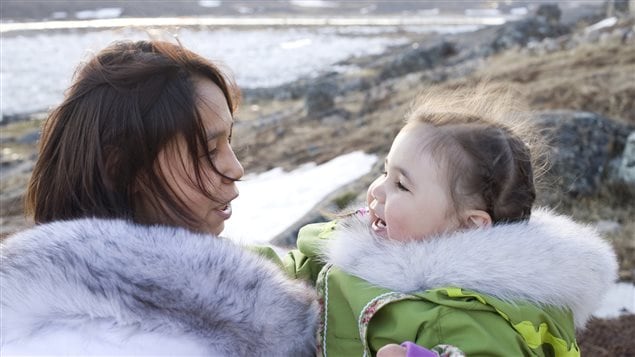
[0,21,489,119]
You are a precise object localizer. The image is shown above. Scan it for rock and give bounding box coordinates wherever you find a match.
[536,4,562,24]
[17,131,40,144]
[359,83,393,116]
[617,132,635,184]
[491,5,570,52]
[378,41,456,80]
[535,110,634,197]
[320,108,351,124]
[304,80,337,118]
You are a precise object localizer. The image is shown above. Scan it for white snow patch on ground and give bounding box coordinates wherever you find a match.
[198,0,222,8]
[223,151,376,244]
[75,8,123,20]
[290,0,339,9]
[593,282,635,318]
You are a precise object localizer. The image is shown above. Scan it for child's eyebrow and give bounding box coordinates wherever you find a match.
[385,159,413,183]
[396,166,413,183]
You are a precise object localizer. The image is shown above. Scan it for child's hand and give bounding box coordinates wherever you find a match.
[379,342,459,357]
[377,344,407,357]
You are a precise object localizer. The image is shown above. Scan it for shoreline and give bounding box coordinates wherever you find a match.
[0,14,519,34]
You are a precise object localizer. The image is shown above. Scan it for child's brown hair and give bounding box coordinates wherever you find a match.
[406,83,545,224]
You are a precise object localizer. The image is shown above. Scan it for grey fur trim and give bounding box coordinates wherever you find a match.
[324,208,617,329]
[1,218,318,356]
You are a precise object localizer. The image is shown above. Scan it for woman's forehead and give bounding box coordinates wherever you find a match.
[195,79,233,130]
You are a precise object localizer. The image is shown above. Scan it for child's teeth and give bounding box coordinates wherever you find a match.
[377,219,386,228]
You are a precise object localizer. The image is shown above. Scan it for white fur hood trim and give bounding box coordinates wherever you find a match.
[1,218,318,356]
[324,208,617,328]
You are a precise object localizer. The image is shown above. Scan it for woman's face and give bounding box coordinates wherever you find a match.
[152,79,244,235]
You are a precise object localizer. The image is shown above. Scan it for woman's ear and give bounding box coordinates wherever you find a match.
[463,210,492,228]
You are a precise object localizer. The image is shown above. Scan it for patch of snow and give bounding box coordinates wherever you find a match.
[509,7,529,16]
[585,17,618,33]
[593,282,635,318]
[359,5,377,15]
[279,38,312,50]
[198,0,222,8]
[235,6,253,14]
[289,0,339,9]
[223,151,376,244]
[417,8,440,16]
[403,25,482,34]
[75,8,123,20]
[51,11,68,19]
[465,8,501,17]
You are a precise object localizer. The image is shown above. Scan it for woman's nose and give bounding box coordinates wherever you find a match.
[219,147,244,183]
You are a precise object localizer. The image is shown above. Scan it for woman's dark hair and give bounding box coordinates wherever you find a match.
[26,40,240,226]
[406,84,545,225]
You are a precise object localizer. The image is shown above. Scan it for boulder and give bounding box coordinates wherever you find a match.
[535,110,634,197]
[536,4,562,24]
[378,41,456,80]
[492,4,570,52]
[617,131,635,184]
[304,80,338,118]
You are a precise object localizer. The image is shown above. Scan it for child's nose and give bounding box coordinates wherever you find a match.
[366,176,383,206]
[370,177,386,203]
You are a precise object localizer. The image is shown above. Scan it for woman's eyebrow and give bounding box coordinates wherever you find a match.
[206,122,233,141]
[206,131,223,141]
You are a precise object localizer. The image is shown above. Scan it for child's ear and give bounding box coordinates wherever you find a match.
[464,210,492,229]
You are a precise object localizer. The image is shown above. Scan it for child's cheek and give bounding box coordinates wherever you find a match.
[386,213,408,241]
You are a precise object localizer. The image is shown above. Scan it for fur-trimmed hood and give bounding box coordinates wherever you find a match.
[323,208,617,328]
[1,218,318,356]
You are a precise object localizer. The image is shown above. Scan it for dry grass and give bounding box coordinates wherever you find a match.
[478,40,635,124]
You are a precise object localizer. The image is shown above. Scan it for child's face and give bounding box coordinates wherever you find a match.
[367,124,459,241]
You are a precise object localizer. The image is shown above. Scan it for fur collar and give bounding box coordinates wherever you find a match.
[323,208,617,328]
[1,218,318,356]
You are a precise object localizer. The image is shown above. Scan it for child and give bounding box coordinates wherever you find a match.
[277,85,617,356]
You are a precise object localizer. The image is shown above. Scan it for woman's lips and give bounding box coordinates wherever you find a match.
[215,202,233,220]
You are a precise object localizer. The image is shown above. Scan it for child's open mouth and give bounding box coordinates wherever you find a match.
[371,217,388,237]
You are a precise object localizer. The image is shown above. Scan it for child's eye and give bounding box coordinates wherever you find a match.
[382,171,387,176]
[397,181,409,192]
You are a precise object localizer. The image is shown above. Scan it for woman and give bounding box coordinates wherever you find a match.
[1,40,318,356]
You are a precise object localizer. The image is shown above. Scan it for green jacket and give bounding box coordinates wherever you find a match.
[267,208,617,357]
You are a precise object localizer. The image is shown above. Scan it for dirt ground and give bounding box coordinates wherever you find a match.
[578,314,635,356]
